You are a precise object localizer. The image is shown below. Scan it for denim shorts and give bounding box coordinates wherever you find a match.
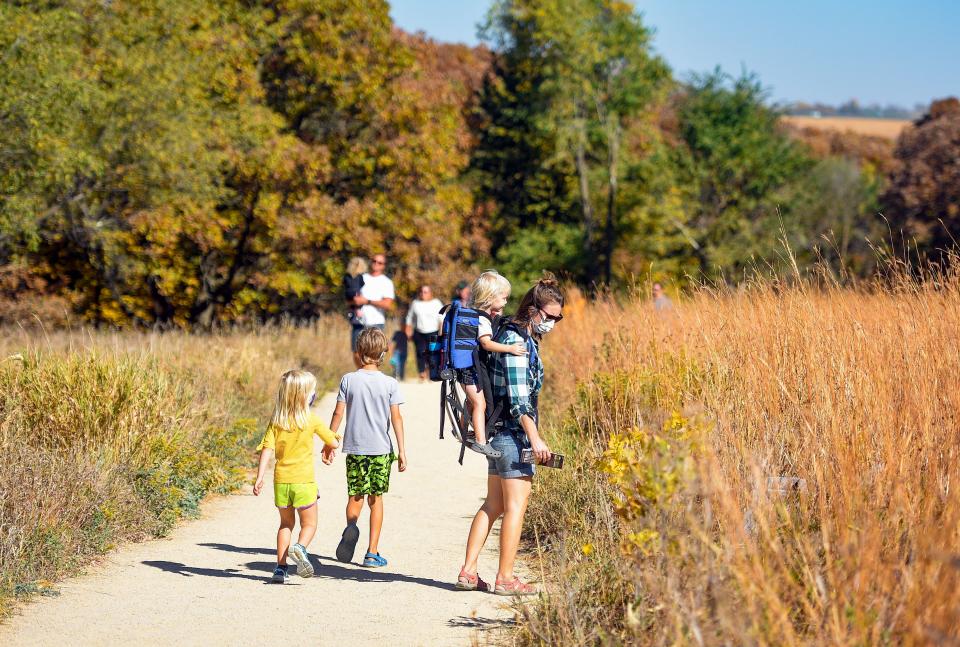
[487,430,535,479]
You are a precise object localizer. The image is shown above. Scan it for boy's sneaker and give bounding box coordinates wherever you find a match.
[271,565,289,584]
[362,552,388,568]
[336,523,361,563]
[288,543,314,578]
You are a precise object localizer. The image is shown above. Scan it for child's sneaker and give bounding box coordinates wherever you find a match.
[288,543,314,578]
[362,552,388,568]
[336,523,360,563]
[271,565,289,584]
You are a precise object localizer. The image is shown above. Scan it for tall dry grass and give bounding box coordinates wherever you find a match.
[518,271,960,645]
[0,320,352,615]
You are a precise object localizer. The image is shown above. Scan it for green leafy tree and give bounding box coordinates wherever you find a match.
[673,70,815,277]
[476,0,670,286]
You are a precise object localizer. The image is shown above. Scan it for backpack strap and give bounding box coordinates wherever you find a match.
[439,379,447,440]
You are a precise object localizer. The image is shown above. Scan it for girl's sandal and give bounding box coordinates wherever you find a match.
[494,576,537,596]
[455,568,490,592]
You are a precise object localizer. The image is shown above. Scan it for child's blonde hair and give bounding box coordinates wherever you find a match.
[470,270,511,312]
[356,328,388,366]
[270,369,317,431]
[346,256,369,277]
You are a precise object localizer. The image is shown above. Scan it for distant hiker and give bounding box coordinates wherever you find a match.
[324,328,407,568]
[405,284,443,382]
[457,274,563,596]
[389,327,408,381]
[343,257,368,347]
[451,280,470,307]
[253,370,339,583]
[350,253,395,355]
[652,282,673,311]
[457,271,526,453]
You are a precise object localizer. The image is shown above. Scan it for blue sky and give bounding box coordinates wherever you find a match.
[389,0,959,107]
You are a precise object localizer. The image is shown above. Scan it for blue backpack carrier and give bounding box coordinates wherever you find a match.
[421,303,527,465]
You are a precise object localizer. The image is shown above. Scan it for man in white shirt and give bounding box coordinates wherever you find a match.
[405,285,444,381]
[352,253,395,352]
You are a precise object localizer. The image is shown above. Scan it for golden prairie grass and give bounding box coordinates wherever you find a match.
[0,320,352,615]
[782,115,910,140]
[518,271,960,645]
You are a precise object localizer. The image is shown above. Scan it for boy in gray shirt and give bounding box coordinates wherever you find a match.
[325,328,407,568]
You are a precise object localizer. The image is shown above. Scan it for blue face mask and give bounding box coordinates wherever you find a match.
[308,392,317,406]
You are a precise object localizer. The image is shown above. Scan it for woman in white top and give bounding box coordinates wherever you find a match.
[405,285,444,382]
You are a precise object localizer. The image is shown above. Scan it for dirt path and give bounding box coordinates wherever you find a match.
[1,382,521,646]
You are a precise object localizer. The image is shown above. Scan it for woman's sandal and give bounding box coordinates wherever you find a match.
[494,576,537,596]
[455,568,491,592]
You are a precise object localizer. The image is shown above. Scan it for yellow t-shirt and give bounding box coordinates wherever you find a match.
[257,411,337,484]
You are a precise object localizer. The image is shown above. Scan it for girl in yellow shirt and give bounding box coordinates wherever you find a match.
[254,370,338,583]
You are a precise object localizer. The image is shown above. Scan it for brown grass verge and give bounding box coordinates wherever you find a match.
[515,269,960,644]
[0,319,353,616]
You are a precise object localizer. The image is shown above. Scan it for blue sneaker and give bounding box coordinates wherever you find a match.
[288,543,314,578]
[271,565,289,584]
[362,552,388,568]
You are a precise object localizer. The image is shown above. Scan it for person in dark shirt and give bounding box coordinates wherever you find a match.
[389,328,408,381]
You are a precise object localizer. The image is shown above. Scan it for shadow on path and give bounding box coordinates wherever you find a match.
[197,543,274,556]
[142,560,265,582]
[447,615,516,631]
[245,560,457,592]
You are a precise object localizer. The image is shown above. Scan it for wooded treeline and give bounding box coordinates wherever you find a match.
[1,0,957,328]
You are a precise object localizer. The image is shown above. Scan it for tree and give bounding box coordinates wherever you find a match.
[672,70,815,277]
[476,0,670,286]
[883,97,960,255]
[0,1,489,327]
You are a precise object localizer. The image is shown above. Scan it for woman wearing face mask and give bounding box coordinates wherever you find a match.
[455,273,564,596]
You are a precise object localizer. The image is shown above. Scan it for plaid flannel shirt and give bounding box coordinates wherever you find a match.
[490,329,544,428]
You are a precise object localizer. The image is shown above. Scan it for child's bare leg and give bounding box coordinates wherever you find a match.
[277,507,296,565]
[367,494,383,554]
[296,503,318,547]
[346,494,364,525]
[464,385,487,444]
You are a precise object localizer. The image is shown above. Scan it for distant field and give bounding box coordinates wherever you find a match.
[783,115,910,139]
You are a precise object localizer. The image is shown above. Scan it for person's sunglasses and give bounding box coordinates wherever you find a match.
[372,259,386,266]
[539,308,563,322]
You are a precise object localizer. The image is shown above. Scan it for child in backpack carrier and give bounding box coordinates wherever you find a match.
[459,271,527,453]
[343,256,367,328]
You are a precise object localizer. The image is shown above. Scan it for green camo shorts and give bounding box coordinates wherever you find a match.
[345,453,396,496]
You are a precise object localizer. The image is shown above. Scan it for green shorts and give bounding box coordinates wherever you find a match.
[345,453,396,496]
[274,482,318,509]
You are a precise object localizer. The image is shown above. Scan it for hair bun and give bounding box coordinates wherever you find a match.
[537,271,559,288]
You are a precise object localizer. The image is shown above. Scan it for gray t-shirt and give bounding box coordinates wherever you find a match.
[337,369,404,455]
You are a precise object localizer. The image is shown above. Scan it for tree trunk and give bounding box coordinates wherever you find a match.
[604,117,620,286]
[574,110,596,283]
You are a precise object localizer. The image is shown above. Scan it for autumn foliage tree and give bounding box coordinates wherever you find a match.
[883,97,960,255]
[0,0,488,328]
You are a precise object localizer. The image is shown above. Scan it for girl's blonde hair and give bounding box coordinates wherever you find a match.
[346,256,369,278]
[470,270,511,312]
[356,328,388,366]
[270,369,317,431]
